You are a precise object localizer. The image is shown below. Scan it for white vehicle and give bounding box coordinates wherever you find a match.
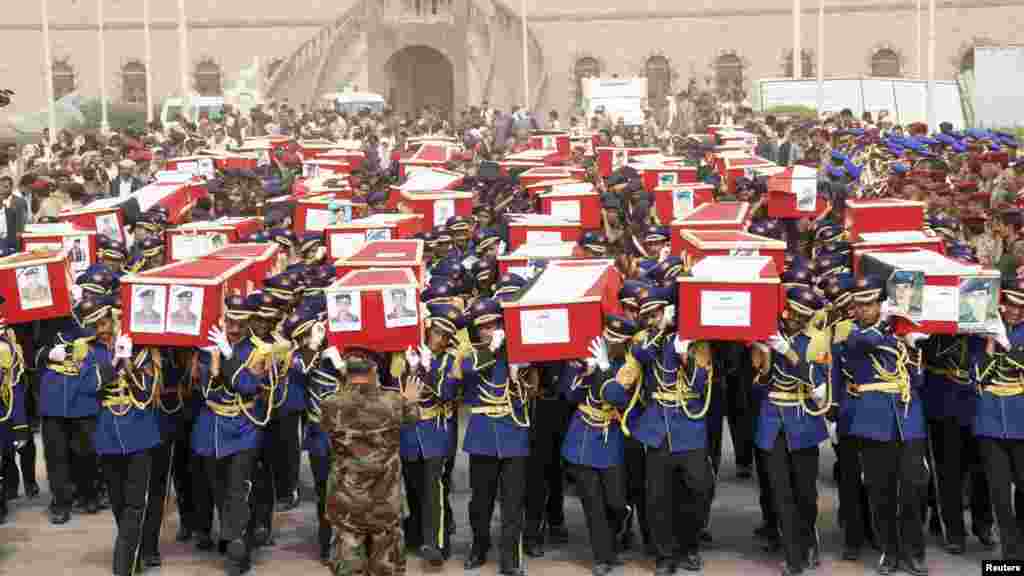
[581,77,648,127]
[160,95,226,129]
[321,92,386,116]
[972,45,1024,129]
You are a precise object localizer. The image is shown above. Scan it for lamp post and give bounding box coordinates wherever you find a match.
[41,0,57,149]
[793,0,802,79]
[98,0,109,132]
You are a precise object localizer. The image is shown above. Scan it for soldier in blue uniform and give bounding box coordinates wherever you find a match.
[752,287,830,576]
[401,303,461,566]
[972,277,1024,562]
[0,301,27,525]
[192,295,269,576]
[85,297,161,576]
[460,298,534,576]
[561,317,639,575]
[846,275,930,576]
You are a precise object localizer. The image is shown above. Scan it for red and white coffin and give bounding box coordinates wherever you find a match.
[502,259,623,363]
[58,197,128,246]
[313,148,366,171]
[537,182,602,230]
[858,250,1000,335]
[595,146,661,178]
[389,168,464,209]
[165,217,263,262]
[503,148,563,166]
[766,165,829,219]
[715,152,777,194]
[325,268,422,353]
[528,130,571,160]
[302,160,351,180]
[506,214,585,251]
[20,223,98,280]
[497,241,582,278]
[120,257,254,347]
[397,190,474,231]
[852,230,945,275]
[0,249,74,324]
[653,183,715,225]
[670,202,752,252]
[334,240,426,286]
[325,214,425,260]
[294,194,368,236]
[293,175,354,200]
[405,136,459,153]
[676,230,788,273]
[163,155,217,178]
[629,159,698,193]
[519,166,587,190]
[677,255,781,342]
[205,243,282,293]
[845,199,926,241]
[131,180,210,225]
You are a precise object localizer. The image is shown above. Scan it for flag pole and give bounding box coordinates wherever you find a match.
[41,0,57,149]
[98,0,109,132]
[144,0,154,124]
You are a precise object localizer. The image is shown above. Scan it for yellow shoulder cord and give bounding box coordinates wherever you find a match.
[798,358,832,417]
[156,350,185,415]
[679,345,713,420]
[235,337,277,427]
[508,364,531,428]
[619,355,645,437]
[868,343,913,415]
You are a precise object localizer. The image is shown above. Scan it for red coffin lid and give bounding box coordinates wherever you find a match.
[207,243,279,260]
[343,240,424,263]
[677,202,750,224]
[847,198,927,209]
[684,255,779,280]
[521,167,575,177]
[720,154,775,168]
[680,229,787,248]
[337,268,417,288]
[129,258,249,283]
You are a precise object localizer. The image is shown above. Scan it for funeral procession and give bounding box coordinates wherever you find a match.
[2,1,1024,575]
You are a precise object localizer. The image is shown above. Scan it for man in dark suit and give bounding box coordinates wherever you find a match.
[0,175,28,253]
[109,159,144,199]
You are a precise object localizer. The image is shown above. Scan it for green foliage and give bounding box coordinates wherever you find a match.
[74,98,149,132]
[765,104,817,118]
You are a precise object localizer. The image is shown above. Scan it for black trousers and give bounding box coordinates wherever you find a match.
[102,450,152,576]
[724,369,754,469]
[574,464,629,565]
[860,437,928,562]
[250,438,277,538]
[267,410,301,499]
[645,444,712,562]
[202,449,256,544]
[42,415,98,511]
[525,398,569,542]
[141,441,173,557]
[309,453,332,555]
[763,433,820,569]
[402,457,448,552]
[928,418,992,545]
[979,438,1024,561]
[170,417,196,532]
[753,435,778,530]
[468,454,526,571]
[3,438,37,495]
[837,434,872,549]
[190,448,216,536]
[623,436,650,546]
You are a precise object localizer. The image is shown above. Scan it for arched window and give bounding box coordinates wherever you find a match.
[574,57,601,107]
[783,49,814,78]
[871,48,901,77]
[714,53,744,96]
[121,61,147,104]
[52,60,75,100]
[194,60,222,96]
[645,55,671,112]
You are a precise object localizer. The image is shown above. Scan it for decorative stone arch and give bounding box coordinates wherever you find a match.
[712,49,749,99]
[193,57,223,97]
[867,43,903,77]
[570,54,603,114]
[120,59,147,104]
[52,57,76,100]
[780,49,814,78]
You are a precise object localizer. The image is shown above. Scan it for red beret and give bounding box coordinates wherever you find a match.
[130,149,153,162]
[30,179,50,191]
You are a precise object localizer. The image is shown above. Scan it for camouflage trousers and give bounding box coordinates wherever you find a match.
[328,523,405,576]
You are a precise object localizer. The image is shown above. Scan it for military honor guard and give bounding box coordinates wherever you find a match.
[0,301,27,525]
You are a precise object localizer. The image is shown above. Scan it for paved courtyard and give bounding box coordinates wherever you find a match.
[0,428,994,575]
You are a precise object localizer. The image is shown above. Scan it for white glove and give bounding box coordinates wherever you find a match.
[404,346,421,370]
[660,305,676,331]
[207,326,233,360]
[673,335,691,357]
[904,332,930,348]
[48,346,67,362]
[321,346,346,372]
[489,329,506,352]
[114,335,133,360]
[70,284,83,302]
[992,322,1011,351]
[587,337,610,372]
[767,333,791,356]
[418,344,433,369]
[496,240,507,255]
[13,440,26,451]
[307,322,326,351]
[812,384,827,403]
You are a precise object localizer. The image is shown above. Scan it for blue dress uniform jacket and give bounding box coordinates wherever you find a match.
[630,339,710,454]
[460,347,531,459]
[831,319,855,436]
[155,350,188,441]
[93,345,161,456]
[401,351,458,461]
[276,348,309,416]
[560,358,633,469]
[303,356,340,479]
[754,331,829,452]
[37,328,101,418]
[923,335,982,427]
[972,323,1024,440]
[0,330,28,448]
[845,321,927,442]
[191,342,268,460]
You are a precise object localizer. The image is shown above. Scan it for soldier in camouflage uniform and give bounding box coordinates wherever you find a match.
[322,349,424,576]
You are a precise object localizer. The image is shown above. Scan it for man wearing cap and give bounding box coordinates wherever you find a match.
[846,275,930,576]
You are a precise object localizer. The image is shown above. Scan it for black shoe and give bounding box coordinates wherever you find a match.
[143,552,162,567]
[806,542,821,568]
[420,545,444,567]
[0,507,7,526]
[226,539,250,576]
[754,523,779,541]
[654,559,675,576]
[524,540,544,558]
[217,538,229,555]
[548,523,569,545]
[677,552,702,572]
[762,540,782,553]
[251,525,271,548]
[49,508,70,525]
[609,555,624,566]
[877,554,898,575]
[975,526,997,550]
[498,570,525,576]
[24,483,39,499]
[928,515,943,536]
[277,490,300,512]
[699,529,712,543]
[84,499,100,515]
[781,563,804,576]
[592,563,613,576]
[464,551,487,570]
[737,464,753,479]
[841,544,860,561]
[900,556,929,576]
[943,541,965,555]
[176,524,193,542]
[195,532,214,551]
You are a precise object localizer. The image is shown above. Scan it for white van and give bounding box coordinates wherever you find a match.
[321,92,386,116]
[160,95,226,130]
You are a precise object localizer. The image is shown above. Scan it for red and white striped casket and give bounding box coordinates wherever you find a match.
[715,152,777,194]
[595,146,661,178]
[120,257,254,347]
[677,255,781,342]
[325,214,425,260]
[20,223,98,280]
[312,147,366,171]
[676,229,788,273]
[388,168,464,210]
[205,243,283,293]
[0,249,75,324]
[325,268,422,353]
[165,217,263,262]
[399,141,462,179]
[537,182,602,230]
[294,194,368,236]
[670,202,752,253]
[503,148,563,167]
[292,175,354,200]
[502,259,623,363]
[397,190,474,231]
[519,166,587,190]
[131,179,210,224]
[334,240,426,286]
[302,160,351,180]
[528,130,571,160]
[628,157,698,193]
[767,165,830,219]
[845,199,926,241]
[497,241,582,278]
[654,183,716,225]
[852,230,945,275]
[506,214,585,251]
[859,250,1001,335]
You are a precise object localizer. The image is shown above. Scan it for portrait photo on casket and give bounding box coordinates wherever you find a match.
[167,285,203,336]
[131,284,167,333]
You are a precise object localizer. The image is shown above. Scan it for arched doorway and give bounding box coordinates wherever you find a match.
[386,45,454,122]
